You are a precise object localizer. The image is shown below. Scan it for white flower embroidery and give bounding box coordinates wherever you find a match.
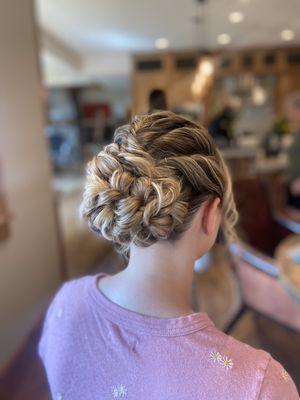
[210,350,234,370]
[281,369,289,382]
[210,351,222,363]
[220,355,234,370]
[119,384,127,397]
[112,384,127,398]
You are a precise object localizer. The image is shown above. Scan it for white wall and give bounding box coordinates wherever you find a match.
[0,0,61,369]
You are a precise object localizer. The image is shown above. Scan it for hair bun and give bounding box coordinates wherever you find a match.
[81,143,188,254]
[81,111,238,257]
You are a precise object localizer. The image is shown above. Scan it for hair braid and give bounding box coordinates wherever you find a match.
[81,111,238,256]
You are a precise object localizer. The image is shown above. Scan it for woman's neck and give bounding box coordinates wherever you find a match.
[98,242,198,318]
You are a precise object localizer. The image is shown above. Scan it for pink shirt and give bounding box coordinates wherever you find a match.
[39,274,299,399]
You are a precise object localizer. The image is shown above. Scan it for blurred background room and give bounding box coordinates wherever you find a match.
[1,0,300,398]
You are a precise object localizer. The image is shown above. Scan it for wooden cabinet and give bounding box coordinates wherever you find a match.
[132,47,300,120]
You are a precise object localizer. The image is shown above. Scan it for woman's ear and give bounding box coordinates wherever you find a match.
[201,197,221,237]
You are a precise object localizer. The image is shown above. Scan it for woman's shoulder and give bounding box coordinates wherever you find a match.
[204,324,299,399]
[44,274,94,317]
[258,355,299,399]
[54,274,94,299]
[38,275,96,358]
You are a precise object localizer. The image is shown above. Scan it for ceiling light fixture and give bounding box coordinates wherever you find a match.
[229,11,244,23]
[252,85,267,106]
[155,38,169,49]
[217,33,231,45]
[191,0,215,99]
[192,57,215,99]
[280,29,295,41]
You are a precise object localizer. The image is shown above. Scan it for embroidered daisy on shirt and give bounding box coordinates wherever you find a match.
[210,351,222,363]
[112,387,119,398]
[112,384,127,398]
[210,350,234,370]
[281,369,289,382]
[220,355,234,370]
[119,384,127,397]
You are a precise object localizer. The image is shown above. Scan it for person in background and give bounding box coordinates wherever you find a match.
[148,88,168,112]
[285,92,300,209]
[39,112,298,399]
[208,106,235,147]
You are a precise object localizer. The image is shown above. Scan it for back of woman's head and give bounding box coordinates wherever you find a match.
[81,111,237,256]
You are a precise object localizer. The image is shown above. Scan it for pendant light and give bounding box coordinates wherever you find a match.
[191,0,215,99]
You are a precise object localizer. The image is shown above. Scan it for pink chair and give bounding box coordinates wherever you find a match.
[226,177,300,334]
[229,243,300,333]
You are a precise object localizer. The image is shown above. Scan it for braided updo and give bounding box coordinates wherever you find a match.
[81,111,237,256]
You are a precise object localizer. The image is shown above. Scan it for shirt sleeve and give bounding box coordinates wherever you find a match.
[38,282,67,362]
[258,356,299,399]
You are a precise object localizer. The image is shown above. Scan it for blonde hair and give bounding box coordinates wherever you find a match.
[81,111,237,256]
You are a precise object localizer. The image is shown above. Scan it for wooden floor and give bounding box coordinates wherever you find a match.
[1,249,299,399]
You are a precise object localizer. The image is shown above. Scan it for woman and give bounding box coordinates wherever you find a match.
[39,111,298,399]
